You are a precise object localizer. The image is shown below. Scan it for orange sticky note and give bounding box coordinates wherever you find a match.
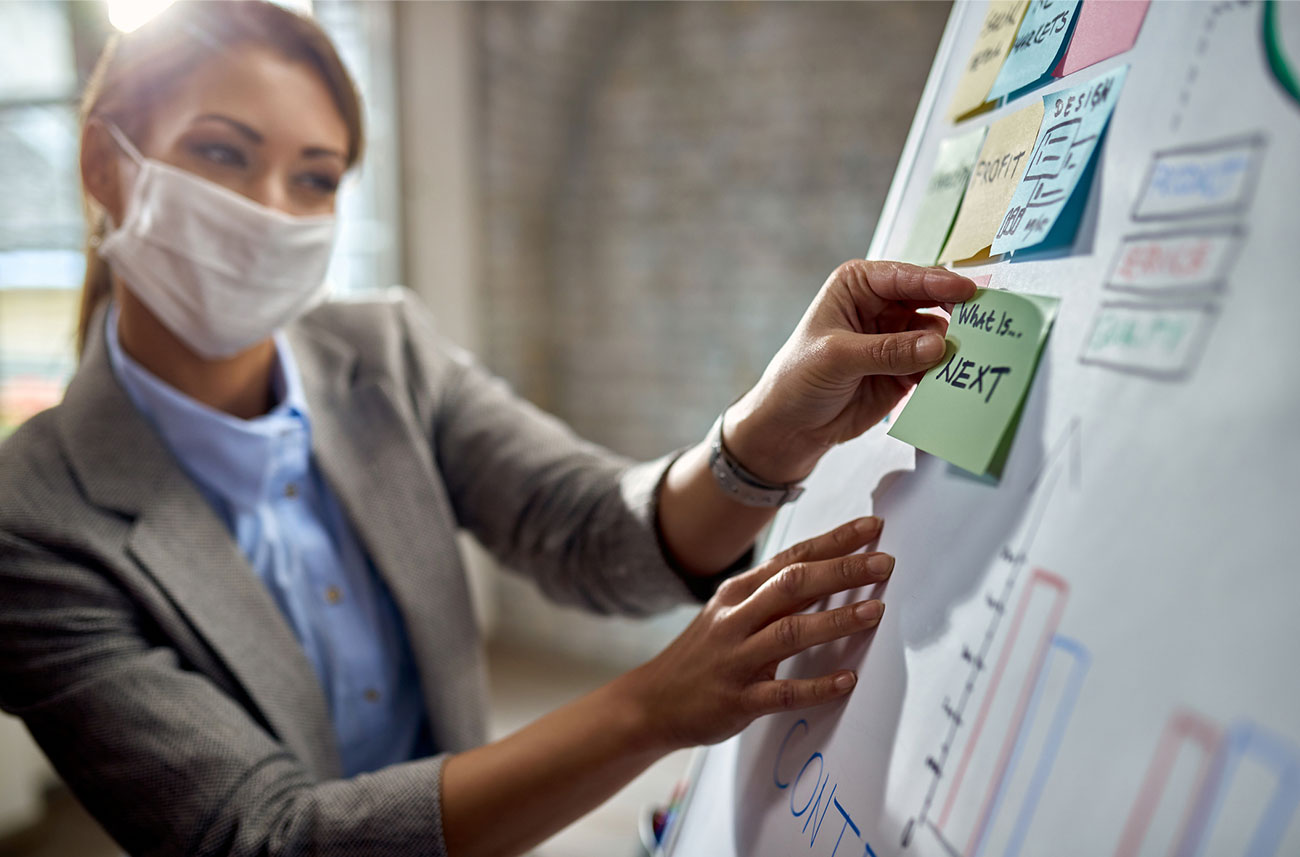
[939,100,1045,264]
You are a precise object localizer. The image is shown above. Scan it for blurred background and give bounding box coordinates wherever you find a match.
[0,1,948,854]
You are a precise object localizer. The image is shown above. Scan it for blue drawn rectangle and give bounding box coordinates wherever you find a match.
[1132,136,1266,221]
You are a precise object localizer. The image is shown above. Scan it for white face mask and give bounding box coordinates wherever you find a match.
[97,123,338,360]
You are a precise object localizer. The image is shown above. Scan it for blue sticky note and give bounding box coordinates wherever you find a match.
[987,0,1082,102]
[991,64,1127,256]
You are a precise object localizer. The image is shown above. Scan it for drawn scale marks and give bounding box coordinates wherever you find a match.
[901,420,1086,856]
[925,571,1081,857]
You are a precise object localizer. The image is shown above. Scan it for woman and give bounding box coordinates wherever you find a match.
[0,3,974,856]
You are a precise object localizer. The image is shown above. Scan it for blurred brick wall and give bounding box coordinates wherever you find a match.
[476,1,950,459]
[474,1,951,665]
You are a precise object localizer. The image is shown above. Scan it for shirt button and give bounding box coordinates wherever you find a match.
[364,688,381,703]
[325,586,343,605]
[284,483,299,498]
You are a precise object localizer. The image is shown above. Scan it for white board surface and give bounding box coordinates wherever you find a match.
[663,2,1300,856]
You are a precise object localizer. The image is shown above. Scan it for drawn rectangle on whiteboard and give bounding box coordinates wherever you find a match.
[1106,229,1243,295]
[978,637,1089,857]
[1196,756,1284,857]
[1133,742,1218,857]
[1181,722,1300,857]
[1113,711,1221,857]
[1132,136,1265,221]
[936,570,1068,855]
[1079,303,1216,379]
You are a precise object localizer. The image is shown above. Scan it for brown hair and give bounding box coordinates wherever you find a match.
[76,0,365,357]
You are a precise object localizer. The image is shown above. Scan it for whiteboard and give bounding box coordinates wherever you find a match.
[663,2,1300,856]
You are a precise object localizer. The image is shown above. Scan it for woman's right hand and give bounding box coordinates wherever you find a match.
[618,515,893,752]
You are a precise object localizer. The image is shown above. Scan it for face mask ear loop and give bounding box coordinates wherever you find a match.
[103,122,145,166]
[98,122,146,233]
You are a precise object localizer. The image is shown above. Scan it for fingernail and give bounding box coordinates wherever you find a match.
[855,516,883,535]
[834,672,857,691]
[867,553,895,577]
[855,600,884,622]
[916,333,945,362]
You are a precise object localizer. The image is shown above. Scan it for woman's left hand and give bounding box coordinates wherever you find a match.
[618,516,893,751]
[724,259,977,484]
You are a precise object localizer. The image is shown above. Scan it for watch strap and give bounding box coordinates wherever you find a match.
[707,414,805,508]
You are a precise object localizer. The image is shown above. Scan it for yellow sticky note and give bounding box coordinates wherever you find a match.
[939,99,1045,264]
[948,0,1030,122]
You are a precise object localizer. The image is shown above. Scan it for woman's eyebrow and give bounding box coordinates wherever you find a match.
[302,146,346,163]
[192,114,344,163]
[193,113,263,143]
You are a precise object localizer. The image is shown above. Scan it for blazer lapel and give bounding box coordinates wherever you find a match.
[291,322,489,753]
[57,311,341,779]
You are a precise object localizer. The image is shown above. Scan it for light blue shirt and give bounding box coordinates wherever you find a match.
[105,304,431,776]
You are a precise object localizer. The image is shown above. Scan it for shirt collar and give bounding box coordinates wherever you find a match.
[104,302,313,513]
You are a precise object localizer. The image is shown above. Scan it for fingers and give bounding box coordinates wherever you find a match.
[738,551,894,630]
[831,328,951,377]
[746,599,884,664]
[721,517,883,603]
[913,310,951,338]
[835,259,977,306]
[768,516,884,572]
[743,671,859,715]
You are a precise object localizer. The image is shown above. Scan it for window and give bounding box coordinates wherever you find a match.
[0,2,91,435]
[315,0,403,298]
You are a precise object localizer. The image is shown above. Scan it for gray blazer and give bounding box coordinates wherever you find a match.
[0,290,710,857]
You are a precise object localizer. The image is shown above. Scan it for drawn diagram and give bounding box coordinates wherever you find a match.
[901,420,1085,855]
[1013,120,1091,214]
[916,571,1087,857]
[1084,134,1264,384]
[1115,711,1300,857]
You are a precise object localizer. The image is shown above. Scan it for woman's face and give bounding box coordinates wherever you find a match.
[109,43,350,218]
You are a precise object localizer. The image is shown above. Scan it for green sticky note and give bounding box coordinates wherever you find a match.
[899,125,988,265]
[888,288,1059,478]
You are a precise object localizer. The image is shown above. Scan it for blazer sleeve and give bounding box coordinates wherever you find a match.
[392,292,740,614]
[0,530,453,857]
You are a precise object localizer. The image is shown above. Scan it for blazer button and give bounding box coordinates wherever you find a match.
[325,586,343,605]
[364,688,381,703]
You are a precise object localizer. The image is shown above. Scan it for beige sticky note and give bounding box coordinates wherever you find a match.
[939,99,1045,264]
[947,0,1030,122]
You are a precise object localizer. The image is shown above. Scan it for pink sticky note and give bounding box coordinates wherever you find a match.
[1054,0,1150,77]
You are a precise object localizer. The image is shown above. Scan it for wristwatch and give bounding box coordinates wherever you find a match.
[707,413,805,508]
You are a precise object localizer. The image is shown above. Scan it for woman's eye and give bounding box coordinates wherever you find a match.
[297,172,340,194]
[193,142,247,167]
